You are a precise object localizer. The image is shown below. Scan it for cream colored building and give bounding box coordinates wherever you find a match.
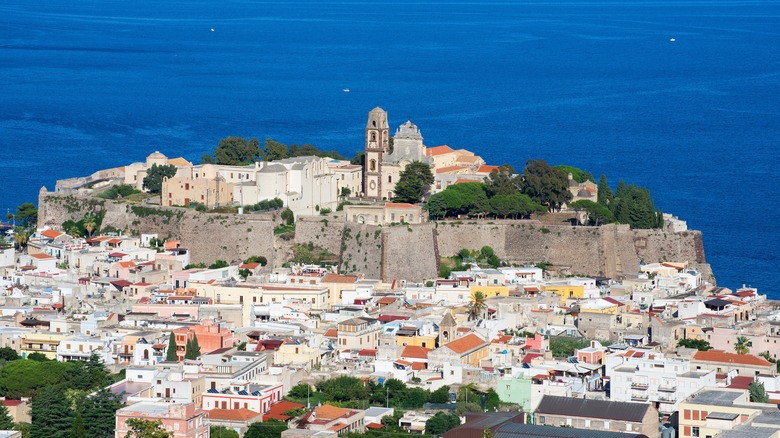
[21,332,68,360]
[677,388,780,438]
[273,340,321,369]
[343,202,424,225]
[161,175,234,208]
[337,317,382,350]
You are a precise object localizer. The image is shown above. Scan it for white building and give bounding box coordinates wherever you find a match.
[605,349,715,413]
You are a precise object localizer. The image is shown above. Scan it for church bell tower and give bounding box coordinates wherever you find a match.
[364,107,390,200]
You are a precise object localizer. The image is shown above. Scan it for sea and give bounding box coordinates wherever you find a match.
[1,0,779,296]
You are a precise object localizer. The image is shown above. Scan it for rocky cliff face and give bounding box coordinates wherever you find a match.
[39,189,713,283]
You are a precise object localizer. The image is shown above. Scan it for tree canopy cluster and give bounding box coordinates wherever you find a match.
[392,161,435,204]
[596,175,664,229]
[142,164,177,194]
[96,184,141,200]
[201,137,346,165]
[426,181,545,220]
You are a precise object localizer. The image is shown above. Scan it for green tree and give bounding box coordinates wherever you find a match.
[190,336,201,358]
[749,380,770,403]
[15,203,38,228]
[340,187,351,198]
[555,165,594,184]
[210,426,239,438]
[393,161,434,204]
[316,376,369,402]
[124,419,172,438]
[288,383,312,399]
[25,352,49,362]
[184,338,193,360]
[0,403,14,430]
[426,188,465,219]
[245,419,287,438]
[209,260,229,269]
[165,332,178,362]
[350,151,364,166]
[280,208,295,225]
[82,387,124,438]
[244,256,268,266]
[735,336,750,355]
[82,212,97,237]
[677,339,713,351]
[549,337,590,358]
[597,174,614,207]
[238,268,251,280]
[569,199,615,226]
[142,164,177,194]
[0,347,20,361]
[519,159,572,212]
[263,138,289,162]
[485,388,501,411]
[429,385,451,404]
[483,164,519,196]
[425,412,460,435]
[467,291,488,321]
[213,137,261,165]
[12,228,28,250]
[30,386,74,438]
[70,413,86,438]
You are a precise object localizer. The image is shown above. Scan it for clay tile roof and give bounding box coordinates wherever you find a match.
[167,157,192,167]
[426,145,454,156]
[394,359,413,366]
[401,345,430,359]
[693,350,772,366]
[240,262,260,269]
[411,362,426,370]
[453,178,481,185]
[41,229,63,239]
[366,423,384,429]
[324,328,338,338]
[263,400,305,421]
[117,261,136,268]
[378,297,396,305]
[358,349,377,356]
[384,202,417,209]
[492,335,513,344]
[314,404,354,421]
[728,376,755,389]
[322,274,358,283]
[477,165,500,173]
[30,253,55,260]
[2,400,24,407]
[108,252,127,258]
[435,165,468,174]
[207,408,261,421]
[444,333,487,354]
[108,238,122,244]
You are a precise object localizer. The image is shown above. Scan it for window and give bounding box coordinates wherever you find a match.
[538,416,545,424]
[692,426,700,437]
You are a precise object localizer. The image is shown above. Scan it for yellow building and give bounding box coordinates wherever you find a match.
[161,175,234,208]
[470,285,509,299]
[274,341,321,369]
[678,388,767,438]
[21,332,68,359]
[543,284,585,304]
[395,332,438,349]
[321,273,359,307]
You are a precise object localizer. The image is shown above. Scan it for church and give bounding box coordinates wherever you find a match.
[362,107,488,201]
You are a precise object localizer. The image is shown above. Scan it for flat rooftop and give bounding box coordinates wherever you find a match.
[690,389,743,406]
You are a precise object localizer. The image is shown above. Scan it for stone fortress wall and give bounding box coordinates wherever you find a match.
[39,188,713,283]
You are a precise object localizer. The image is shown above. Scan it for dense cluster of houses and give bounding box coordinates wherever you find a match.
[1,222,778,438]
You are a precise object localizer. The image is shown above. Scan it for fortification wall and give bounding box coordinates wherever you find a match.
[38,190,713,283]
[383,223,439,283]
[339,223,383,279]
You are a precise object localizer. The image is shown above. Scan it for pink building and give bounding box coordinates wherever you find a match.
[115,401,209,438]
[172,319,236,361]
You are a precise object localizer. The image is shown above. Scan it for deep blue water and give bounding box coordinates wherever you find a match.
[2,0,779,294]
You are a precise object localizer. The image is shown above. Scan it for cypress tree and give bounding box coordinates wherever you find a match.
[190,335,201,358]
[30,386,73,438]
[184,337,193,360]
[82,387,124,438]
[165,332,178,362]
[0,404,14,430]
[69,413,86,438]
[597,174,613,207]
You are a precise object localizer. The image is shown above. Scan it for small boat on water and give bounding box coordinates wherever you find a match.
[669,38,676,42]
[343,88,350,93]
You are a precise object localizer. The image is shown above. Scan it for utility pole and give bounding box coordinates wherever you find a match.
[307,384,310,409]
[386,385,389,408]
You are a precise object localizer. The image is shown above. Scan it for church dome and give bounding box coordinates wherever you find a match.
[394,120,423,140]
[577,189,593,198]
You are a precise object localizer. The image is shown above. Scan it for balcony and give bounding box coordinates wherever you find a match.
[631,393,649,401]
[658,385,677,393]
[631,382,649,390]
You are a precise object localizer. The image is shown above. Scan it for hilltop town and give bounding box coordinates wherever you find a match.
[0,108,774,438]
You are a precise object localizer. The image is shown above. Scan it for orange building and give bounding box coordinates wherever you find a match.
[115,402,208,438]
[172,319,236,361]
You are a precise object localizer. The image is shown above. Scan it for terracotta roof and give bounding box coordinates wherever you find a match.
[208,408,261,421]
[167,157,192,167]
[426,145,454,156]
[522,353,544,363]
[378,297,397,305]
[693,350,772,366]
[2,400,25,407]
[240,262,260,269]
[30,253,55,260]
[412,362,425,370]
[366,423,383,429]
[728,376,755,389]
[492,335,513,344]
[324,328,338,338]
[263,400,305,421]
[108,252,127,258]
[313,404,356,421]
[477,165,500,173]
[401,345,430,359]
[116,261,136,268]
[435,165,468,174]
[394,359,413,367]
[41,229,63,239]
[358,349,377,357]
[444,333,487,354]
[108,238,122,244]
[602,297,625,307]
[384,202,417,209]
[453,178,481,185]
[322,274,358,283]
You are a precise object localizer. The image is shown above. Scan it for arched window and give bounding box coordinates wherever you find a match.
[369,159,376,171]
[371,132,376,141]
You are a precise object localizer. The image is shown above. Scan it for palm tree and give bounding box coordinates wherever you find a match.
[12,228,28,250]
[735,336,750,355]
[82,212,97,237]
[467,291,488,321]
